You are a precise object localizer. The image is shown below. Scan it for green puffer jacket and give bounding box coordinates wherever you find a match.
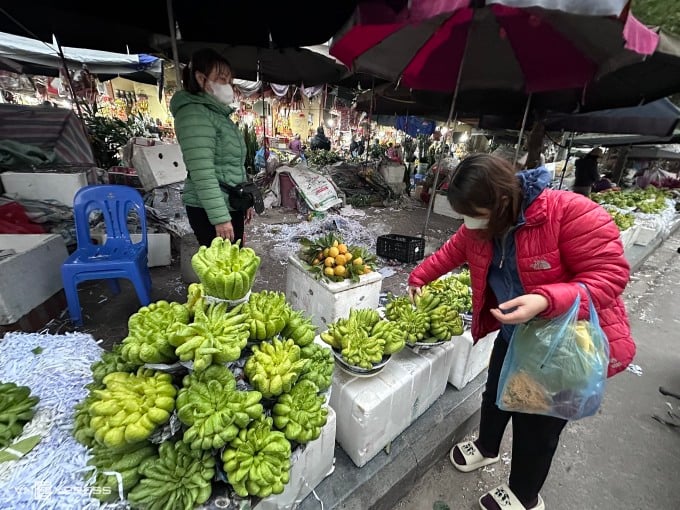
[170,90,246,225]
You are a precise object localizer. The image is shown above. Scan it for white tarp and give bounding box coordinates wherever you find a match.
[0,31,163,80]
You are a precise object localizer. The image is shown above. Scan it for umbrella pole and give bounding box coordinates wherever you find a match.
[365,76,375,164]
[422,14,474,238]
[54,37,88,139]
[513,93,533,166]
[558,131,576,190]
[166,0,182,86]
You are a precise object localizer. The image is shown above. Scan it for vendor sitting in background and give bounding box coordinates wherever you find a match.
[592,172,620,193]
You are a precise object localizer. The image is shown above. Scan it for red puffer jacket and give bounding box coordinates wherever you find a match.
[409,189,634,377]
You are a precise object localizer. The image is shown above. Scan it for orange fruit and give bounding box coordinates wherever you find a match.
[363,266,372,274]
[324,267,335,277]
[344,252,353,262]
[312,257,321,265]
[332,240,339,247]
[328,247,340,258]
[338,243,348,254]
[335,254,346,265]
[324,257,335,267]
[353,257,363,266]
[323,248,330,257]
[334,265,347,277]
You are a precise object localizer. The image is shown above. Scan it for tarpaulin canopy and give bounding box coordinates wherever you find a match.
[0,104,95,166]
[0,31,163,85]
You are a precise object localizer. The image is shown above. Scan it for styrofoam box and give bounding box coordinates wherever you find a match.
[433,191,463,220]
[330,343,455,467]
[0,234,68,324]
[0,171,88,207]
[131,143,187,190]
[286,256,383,329]
[255,407,336,510]
[448,330,497,390]
[633,225,659,246]
[90,231,171,267]
[619,225,640,251]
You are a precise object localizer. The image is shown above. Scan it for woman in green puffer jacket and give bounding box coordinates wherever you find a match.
[170,48,251,246]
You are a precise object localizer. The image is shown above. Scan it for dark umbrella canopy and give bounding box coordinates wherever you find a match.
[175,43,348,85]
[0,1,360,52]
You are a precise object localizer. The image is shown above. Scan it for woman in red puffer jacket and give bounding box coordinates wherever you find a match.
[408,154,634,510]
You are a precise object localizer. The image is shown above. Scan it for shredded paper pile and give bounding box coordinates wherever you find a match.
[0,332,105,510]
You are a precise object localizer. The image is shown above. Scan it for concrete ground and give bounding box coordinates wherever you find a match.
[395,230,680,510]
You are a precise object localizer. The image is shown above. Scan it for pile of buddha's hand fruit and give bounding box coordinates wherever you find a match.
[73,279,336,504]
[299,233,376,282]
[320,309,407,368]
[191,238,261,300]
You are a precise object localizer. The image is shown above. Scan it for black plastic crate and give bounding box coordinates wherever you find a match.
[376,234,425,263]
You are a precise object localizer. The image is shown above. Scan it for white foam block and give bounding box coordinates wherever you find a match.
[286,256,383,329]
[1,171,88,207]
[131,143,186,190]
[255,407,336,510]
[448,330,497,390]
[330,344,454,468]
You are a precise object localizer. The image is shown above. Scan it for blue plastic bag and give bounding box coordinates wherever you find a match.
[496,284,610,420]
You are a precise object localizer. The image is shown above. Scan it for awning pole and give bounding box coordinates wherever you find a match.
[513,93,533,166]
[558,131,576,190]
[166,0,182,85]
[54,37,89,138]
[422,8,474,238]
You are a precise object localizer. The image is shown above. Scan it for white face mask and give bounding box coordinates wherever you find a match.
[208,81,234,105]
[462,215,489,230]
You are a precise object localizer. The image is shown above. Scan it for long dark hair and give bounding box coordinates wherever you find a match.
[182,48,232,94]
[447,154,523,240]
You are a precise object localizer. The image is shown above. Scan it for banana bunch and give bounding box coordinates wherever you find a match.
[281,309,316,346]
[222,417,292,498]
[385,294,431,344]
[0,381,40,448]
[90,344,138,385]
[341,327,385,368]
[384,295,414,321]
[370,320,407,355]
[88,368,176,448]
[169,302,250,372]
[425,272,472,313]
[245,338,309,398]
[273,379,328,443]
[128,440,215,510]
[120,301,190,365]
[298,343,334,392]
[243,291,290,341]
[191,238,261,300]
[86,441,157,502]
[428,304,464,341]
[177,365,263,450]
[414,291,443,313]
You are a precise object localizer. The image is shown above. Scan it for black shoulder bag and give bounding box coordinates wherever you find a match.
[219,181,265,214]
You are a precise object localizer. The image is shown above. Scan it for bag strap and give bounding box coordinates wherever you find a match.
[576,283,602,330]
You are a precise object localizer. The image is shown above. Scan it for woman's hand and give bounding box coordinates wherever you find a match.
[245,207,255,224]
[490,294,549,325]
[408,285,422,303]
[215,221,234,241]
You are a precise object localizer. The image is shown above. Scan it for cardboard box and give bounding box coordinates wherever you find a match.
[1,171,88,207]
[286,256,383,329]
[433,191,463,220]
[330,344,454,468]
[131,143,186,190]
[448,330,497,390]
[0,234,68,325]
[255,407,336,510]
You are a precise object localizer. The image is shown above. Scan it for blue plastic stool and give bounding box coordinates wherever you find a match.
[61,185,152,325]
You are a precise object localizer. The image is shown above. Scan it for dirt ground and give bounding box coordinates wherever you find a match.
[54,196,461,350]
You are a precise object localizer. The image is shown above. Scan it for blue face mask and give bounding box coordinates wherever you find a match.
[462,215,489,230]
